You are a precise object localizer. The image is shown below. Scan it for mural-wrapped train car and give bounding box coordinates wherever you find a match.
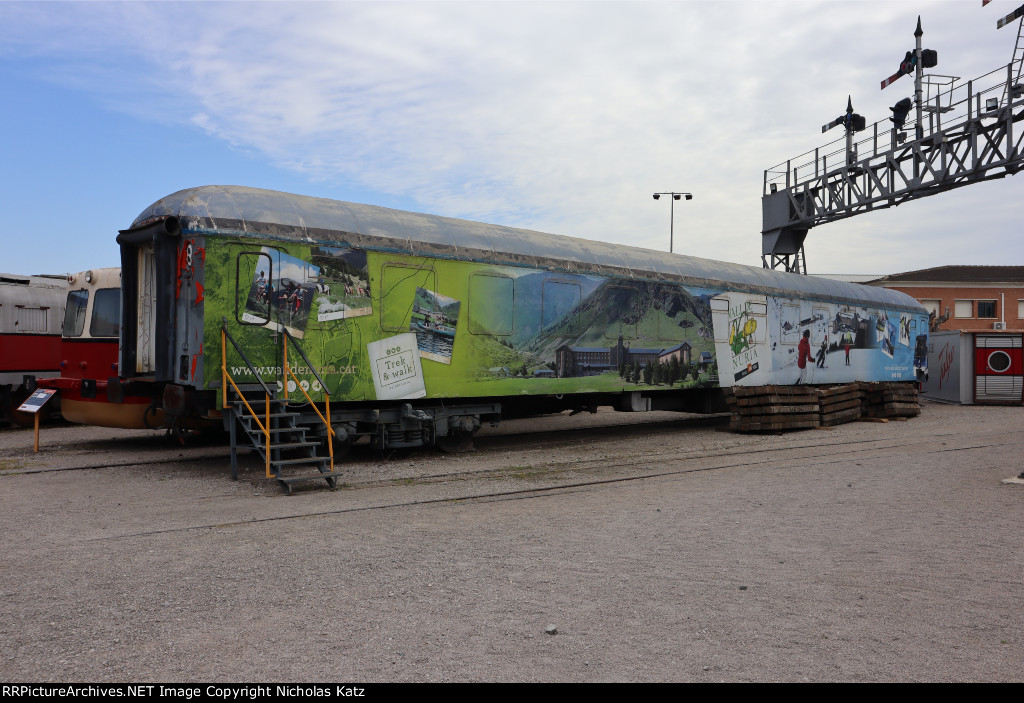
[112,186,927,456]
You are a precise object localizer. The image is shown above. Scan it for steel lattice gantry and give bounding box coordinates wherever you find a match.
[762,61,1024,274]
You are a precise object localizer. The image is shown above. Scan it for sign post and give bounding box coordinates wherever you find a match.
[16,389,57,453]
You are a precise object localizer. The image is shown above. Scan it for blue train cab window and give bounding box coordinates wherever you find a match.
[90,288,121,338]
[541,280,580,335]
[468,274,513,335]
[63,290,88,337]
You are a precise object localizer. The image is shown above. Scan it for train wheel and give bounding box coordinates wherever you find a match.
[436,428,477,454]
[330,434,353,459]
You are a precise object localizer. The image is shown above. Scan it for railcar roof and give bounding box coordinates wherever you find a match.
[131,185,923,311]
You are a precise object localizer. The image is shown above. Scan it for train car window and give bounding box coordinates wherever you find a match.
[381,264,436,332]
[90,288,121,338]
[236,251,273,326]
[468,274,513,336]
[542,281,580,335]
[710,296,730,343]
[813,306,830,329]
[14,306,48,333]
[780,304,800,345]
[657,285,694,342]
[603,286,638,340]
[63,290,88,337]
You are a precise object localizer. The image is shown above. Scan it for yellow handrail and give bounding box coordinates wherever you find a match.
[283,336,335,472]
[222,328,272,478]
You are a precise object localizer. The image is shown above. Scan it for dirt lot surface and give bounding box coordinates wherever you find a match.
[1,401,1021,682]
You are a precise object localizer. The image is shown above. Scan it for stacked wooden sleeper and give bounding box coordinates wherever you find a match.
[725,385,821,432]
[725,382,921,432]
[815,384,865,427]
[860,381,920,418]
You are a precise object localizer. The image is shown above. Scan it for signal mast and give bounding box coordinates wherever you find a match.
[762,6,1024,274]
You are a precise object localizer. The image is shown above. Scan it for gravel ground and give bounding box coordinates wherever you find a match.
[0,401,1021,682]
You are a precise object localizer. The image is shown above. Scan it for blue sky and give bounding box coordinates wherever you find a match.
[1,0,1021,277]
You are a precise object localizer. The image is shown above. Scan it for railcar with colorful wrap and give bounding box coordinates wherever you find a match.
[115,186,928,454]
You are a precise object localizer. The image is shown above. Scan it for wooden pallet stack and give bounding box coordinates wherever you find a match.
[724,385,821,432]
[860,381,920,419]
[815,384,865,426]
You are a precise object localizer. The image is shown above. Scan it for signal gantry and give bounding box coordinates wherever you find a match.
[762,8,1024,274]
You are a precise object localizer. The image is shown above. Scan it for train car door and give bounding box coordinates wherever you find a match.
[974,333,1023,404]
[135,244,157,374]
[711,293,768,386]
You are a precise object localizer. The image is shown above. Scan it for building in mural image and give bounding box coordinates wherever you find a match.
[555,335,671,377]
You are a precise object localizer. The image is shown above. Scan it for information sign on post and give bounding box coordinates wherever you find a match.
[16,388,57,453]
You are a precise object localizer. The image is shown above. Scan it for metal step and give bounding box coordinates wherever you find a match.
[233,398,287,407]
[234,383,275,392]
[268,441,323,451]
[241,425,312,435]
[276,471,345,495]
[235,411,301,421]
[270,457,331,468]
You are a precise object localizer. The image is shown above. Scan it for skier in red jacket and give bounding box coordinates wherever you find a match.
[797,329,811,384]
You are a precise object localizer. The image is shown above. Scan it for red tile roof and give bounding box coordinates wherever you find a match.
[868,265,1024,283]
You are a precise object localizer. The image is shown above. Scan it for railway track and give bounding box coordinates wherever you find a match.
[0,413,723,476]
[83,425,1023,541]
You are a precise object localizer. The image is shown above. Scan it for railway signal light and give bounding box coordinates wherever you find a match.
[880,18,936,90]
[822,96,865,134]
[900,50,917,76]
[996,3,1024,30]
[890,97,913,128]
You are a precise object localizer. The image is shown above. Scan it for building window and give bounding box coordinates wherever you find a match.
[954,300,973,319]
[920,299,940,317]
[1018,300,1024,319]
[977,300,997,319]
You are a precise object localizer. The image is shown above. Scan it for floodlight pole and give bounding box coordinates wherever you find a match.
[652,192,693,253]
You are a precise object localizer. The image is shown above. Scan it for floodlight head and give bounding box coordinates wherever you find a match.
[652,193,660,200]
[684,193,693,201]
[673,194,681,201]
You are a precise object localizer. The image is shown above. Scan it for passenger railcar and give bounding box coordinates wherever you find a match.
[37,268,165,429]
[113,186,928,455]
[0,272,67,424]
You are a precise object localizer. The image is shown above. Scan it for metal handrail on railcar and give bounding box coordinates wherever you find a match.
[220,319,273,478]
[281,326,334,471]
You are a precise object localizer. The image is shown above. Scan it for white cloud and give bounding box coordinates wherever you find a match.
[1,0,1021,274]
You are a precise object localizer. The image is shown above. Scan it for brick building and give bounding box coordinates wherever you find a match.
[866,266,1024,332]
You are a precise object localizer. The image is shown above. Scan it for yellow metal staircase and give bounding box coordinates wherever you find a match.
[221,320,341,494]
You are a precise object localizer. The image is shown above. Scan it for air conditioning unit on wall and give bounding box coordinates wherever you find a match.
[993,322,1007,330]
